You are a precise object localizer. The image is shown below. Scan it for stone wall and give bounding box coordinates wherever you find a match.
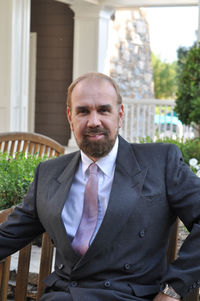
[109,9,154,99]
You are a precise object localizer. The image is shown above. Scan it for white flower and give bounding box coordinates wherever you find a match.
[189,158,198,167]
[196,170,200,177]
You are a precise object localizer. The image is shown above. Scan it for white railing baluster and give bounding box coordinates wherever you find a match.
[130,102,134,141]
[142,105,146,138]
[136,104,140,140]
[121,98,194,142]
[158,104,161,138]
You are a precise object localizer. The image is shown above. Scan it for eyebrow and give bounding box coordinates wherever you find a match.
[76,106,87,111]
[75,104,112,112]
[98,105,112,111]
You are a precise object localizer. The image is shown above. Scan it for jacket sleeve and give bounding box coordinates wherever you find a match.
[0,163,45,260]
[161,144,200,297]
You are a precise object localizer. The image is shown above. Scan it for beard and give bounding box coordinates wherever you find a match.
[77,128,118,159]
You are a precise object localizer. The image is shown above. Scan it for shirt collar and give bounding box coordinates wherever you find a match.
[81,136,119,178]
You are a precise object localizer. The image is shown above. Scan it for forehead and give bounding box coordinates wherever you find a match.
[71,77,118,106]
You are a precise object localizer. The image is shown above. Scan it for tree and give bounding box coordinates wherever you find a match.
[176,46,189,76]
[175,45,200,136]
[152,53,177,99]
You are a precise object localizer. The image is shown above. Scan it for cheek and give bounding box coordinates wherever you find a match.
[72,119,85,135]
[105,119,119,135]
[118,117,123,128]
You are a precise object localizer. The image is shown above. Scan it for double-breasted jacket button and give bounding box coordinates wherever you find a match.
[124,263,131,270]
[104,280,111,288]
[139,230,145,238]
[58,264,64,270]
[71,281,78,287]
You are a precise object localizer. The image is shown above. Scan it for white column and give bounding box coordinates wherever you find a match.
[0,1,13,132]
[70,2,114,80]
[28,33,37,132]
[0,0,30,133]
[10,0,31,132]
[67,2,114,151]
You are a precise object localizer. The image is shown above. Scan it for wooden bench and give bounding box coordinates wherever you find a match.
[0,132,65,301]
[0,132,65,158]
[0,132,199,301]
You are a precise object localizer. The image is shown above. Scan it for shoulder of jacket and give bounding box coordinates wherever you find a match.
[39,151,80,169]
[129,142,180,159]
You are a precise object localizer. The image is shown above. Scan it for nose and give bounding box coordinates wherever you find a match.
[87,111,101,127]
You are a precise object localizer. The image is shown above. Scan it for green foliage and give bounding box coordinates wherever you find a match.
[139,136,200,166]
[152,53,177,99]
[175,45,200,134]
[176,46,189,76]
[0,152,48,210]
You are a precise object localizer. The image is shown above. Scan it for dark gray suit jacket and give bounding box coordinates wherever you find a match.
[0,136,200,300]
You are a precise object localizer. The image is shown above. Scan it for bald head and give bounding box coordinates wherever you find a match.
[67,72,122,111]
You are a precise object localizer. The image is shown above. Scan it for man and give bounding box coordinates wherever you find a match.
[0,72,200,301]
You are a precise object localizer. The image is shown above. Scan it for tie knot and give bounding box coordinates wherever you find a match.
[89,163,98,175]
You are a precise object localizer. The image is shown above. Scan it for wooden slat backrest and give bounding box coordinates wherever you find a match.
[0,132,65,301]
[15,244,32,301]
[0,208,54,301]
[0,208,14,301]
[36,233,54,301]
[167,219,179,265]
[0,132,65,157]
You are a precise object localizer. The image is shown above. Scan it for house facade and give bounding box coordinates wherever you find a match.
[0,0,199,145]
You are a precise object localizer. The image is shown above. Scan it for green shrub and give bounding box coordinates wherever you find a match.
[139,136,200,166]
[175,45,200,136]
[0,152,48,210]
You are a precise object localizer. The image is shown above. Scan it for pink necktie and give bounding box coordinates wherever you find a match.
[72,163,98,255]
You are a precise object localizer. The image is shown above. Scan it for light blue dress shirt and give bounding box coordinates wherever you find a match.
[61,137,119,242]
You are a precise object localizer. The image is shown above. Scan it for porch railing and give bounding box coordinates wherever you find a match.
[119,98,194,142]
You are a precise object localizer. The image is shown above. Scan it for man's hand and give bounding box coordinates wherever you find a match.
[153,292,180,301]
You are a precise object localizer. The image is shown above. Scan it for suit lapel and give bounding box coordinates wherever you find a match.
[47,151,81,263]
[74,136,147,269]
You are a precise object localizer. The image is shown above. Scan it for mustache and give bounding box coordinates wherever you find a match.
[83,128,109,136]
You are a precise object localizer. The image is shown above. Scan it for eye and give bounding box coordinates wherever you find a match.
[76,107,89,115]
[99,108,107,113]
[98,105,111,114]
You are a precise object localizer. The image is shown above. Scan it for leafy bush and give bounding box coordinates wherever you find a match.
[139,136,200,166]
[175,45,200,135]
[0,152,48,210]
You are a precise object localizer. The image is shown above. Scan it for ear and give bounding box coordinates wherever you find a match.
[118,104,124,129]
[67,107,73,131]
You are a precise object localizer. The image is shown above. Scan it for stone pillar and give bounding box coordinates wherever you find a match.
[0,0,30,133]
[67,2,114,151]
[110,9,154,99]
[109,9,155,141]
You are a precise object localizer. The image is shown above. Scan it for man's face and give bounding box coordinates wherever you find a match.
[67,77,124,161]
